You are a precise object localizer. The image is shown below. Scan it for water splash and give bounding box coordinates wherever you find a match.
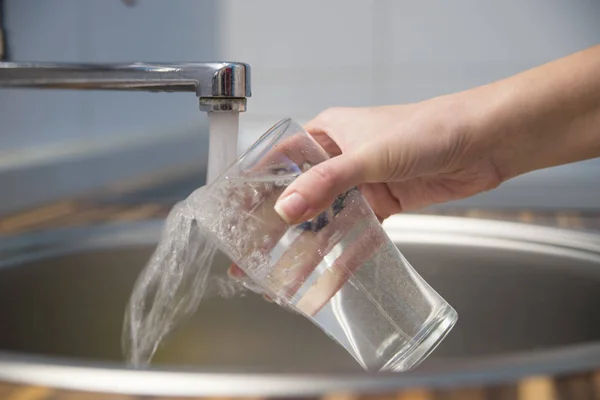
[123,112,244,366]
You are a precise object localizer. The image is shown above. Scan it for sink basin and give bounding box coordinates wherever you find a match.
[1,215,600,397]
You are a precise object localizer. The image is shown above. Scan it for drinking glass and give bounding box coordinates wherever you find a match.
[194,118,458,371]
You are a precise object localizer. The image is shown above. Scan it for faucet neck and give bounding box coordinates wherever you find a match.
[0,62,251,111]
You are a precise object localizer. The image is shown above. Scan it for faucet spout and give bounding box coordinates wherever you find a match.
[0,61,251,112]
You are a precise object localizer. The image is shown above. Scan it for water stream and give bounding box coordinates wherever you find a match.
[122,112,244,366]
[207,112,240,184]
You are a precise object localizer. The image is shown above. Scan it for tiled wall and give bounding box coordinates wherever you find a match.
[1,1,599,210]
[220,0,600,124]
[1,0,217,150]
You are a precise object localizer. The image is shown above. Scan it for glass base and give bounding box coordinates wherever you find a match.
[381,304,458,372]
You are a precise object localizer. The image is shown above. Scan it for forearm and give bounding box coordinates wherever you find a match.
[473,44,600,180]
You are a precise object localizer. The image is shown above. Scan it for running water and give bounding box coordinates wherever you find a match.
[151,170,433,371]
[192,173,417,371]
[207,112,240,184]
[122,128,445,371]
[122,112,245,366]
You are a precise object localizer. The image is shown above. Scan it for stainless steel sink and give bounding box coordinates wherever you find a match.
[1,215,600,397]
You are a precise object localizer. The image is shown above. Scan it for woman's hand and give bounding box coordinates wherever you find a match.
[227,95,504,297]
[229,44,600,296]
[274,45,600,224]
[274,97,502,224]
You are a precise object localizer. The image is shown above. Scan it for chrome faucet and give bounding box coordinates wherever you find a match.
[0,62,251,112]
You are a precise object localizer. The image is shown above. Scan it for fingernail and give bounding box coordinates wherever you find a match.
[263,294,274,303]
[274,192,308,223]
[227,264,245,279]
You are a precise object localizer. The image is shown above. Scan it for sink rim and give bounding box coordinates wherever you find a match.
[1,215,600,396]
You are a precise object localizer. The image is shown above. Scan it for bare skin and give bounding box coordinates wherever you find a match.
[274,44,600,224]
[229,44,600,298]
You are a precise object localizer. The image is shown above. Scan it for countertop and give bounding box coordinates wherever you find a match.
[1,169,600,399]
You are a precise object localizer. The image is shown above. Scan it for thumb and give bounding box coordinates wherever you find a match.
[274,151,370,224]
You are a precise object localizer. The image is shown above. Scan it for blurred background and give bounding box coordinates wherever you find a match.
[1,0,599,215]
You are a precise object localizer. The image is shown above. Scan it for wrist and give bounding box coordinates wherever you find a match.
[435,85,518,181]
[471,46,600,180]
[468,81,536,181]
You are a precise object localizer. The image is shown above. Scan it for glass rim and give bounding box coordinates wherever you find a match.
[237,117,293,165]
[207,117,294,187]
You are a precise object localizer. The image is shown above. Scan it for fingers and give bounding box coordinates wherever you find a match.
[267,190,368,300]
[248,131,328,175]
[226,189,374,310]
[227,262,268,296]
[227,263,245,279]
[359,183,403,221]
[295,224,387,316]
[228,224,386,316]
[274,151,369,224]
[303,118,342,157]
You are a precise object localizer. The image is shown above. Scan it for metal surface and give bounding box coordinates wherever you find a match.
[1,215,600,396]
[0,62,251,112]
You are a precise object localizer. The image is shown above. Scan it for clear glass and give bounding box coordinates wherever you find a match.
[195,118,458,371]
